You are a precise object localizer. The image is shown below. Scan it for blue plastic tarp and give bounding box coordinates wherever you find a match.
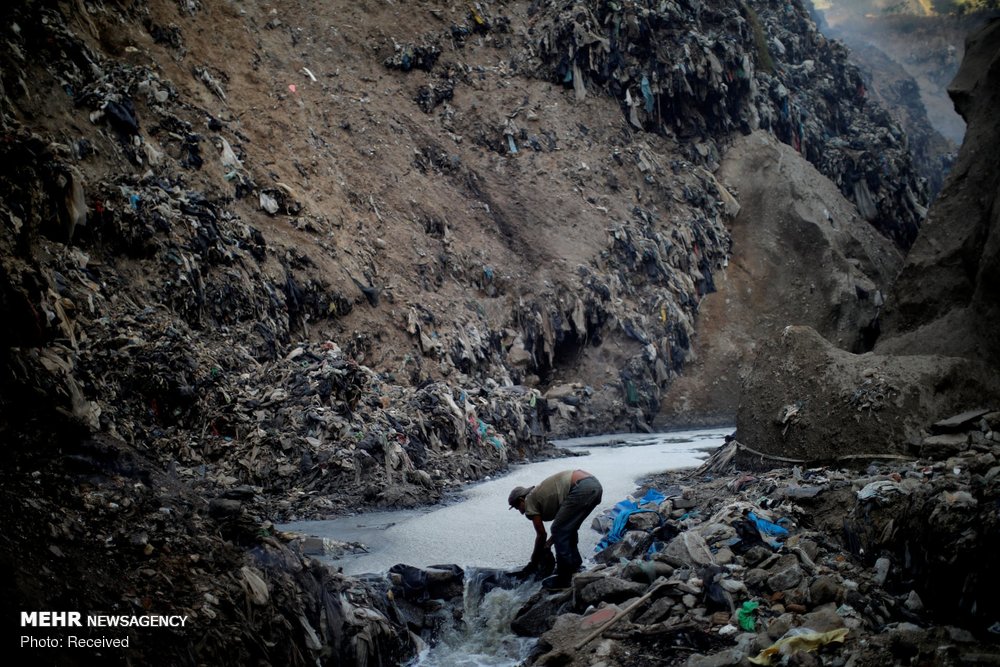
[595,490,665,553]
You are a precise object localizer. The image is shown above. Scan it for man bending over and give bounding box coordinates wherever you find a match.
[508,469,603,590]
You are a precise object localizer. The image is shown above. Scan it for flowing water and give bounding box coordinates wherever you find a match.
[409,570,542,667]
[280,427,730,666]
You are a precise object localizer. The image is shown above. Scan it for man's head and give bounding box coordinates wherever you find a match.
[508,485,533,511]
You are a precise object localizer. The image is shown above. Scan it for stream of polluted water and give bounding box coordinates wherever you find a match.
[281,427,730,666]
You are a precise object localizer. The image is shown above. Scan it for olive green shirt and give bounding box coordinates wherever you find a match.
[524,470,574,521]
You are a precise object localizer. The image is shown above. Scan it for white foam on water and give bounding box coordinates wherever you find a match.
[282,427,729,576]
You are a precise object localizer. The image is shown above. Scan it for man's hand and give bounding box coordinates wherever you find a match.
[511,565,534,580]
[529,547,556,578]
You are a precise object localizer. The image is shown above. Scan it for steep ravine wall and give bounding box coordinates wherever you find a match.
[0,0,931,509]
[656,131,904,427]
[735,18,1000,464]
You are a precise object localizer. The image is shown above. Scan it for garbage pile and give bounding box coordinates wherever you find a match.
[4,0,928,453]
[0,430,419,667]
[503,168,734,435]
[525,0,929,249]
[836,39,956,198]
[79,330,549,521]
[502,410,1000,665]
[399,150,736,435]
[0,0,938,463]
[0,0,573,525]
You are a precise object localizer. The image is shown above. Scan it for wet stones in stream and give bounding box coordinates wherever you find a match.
[385,563,524,647]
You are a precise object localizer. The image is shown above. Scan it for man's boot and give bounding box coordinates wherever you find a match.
[542,561,573,591]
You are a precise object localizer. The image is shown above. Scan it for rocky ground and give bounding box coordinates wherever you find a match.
[370,409,1000,666]
[502,409,1000,666]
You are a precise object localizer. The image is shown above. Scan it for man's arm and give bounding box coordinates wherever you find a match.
[511,514,553,579]
[530,514,548,561]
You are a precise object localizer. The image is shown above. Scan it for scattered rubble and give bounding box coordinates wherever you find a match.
[334,410,1000,665]
[492,410,1000,665]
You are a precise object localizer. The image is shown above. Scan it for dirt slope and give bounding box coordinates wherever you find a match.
[657,131,902,427]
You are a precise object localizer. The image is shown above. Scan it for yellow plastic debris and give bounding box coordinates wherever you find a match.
[469,3,485,25]
[748,628,849,665]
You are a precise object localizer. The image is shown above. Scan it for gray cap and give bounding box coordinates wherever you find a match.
[508,485,534,509]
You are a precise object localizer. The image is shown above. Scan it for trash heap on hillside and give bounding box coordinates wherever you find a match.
[526,0,929,249]
[508,183,732,436]
[2,0,935,494]
[0,0,943,514]
[0,2,563,523]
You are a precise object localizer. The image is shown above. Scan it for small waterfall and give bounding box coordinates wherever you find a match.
[411,569,539,667]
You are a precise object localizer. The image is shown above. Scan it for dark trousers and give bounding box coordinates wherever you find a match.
[550,476,603,577]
